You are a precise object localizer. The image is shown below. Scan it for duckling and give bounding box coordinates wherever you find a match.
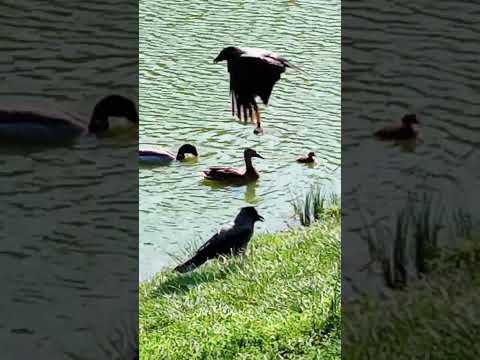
[139,144,198,165]
[202,148,264,183]
[0,95,138,144]
[175,206,264,273]
[374,114,419,141]
[296,151,316,164]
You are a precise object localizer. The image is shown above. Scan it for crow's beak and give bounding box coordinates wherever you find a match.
[257,214,265,222]
[213,56,220,63]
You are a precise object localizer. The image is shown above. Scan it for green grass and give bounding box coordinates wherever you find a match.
[291,186,341,227]
[344,240,480,359]
[360,192,472,289]
[140,215,340,359]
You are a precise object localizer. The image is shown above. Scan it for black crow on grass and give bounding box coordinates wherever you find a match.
[175,207,264,273]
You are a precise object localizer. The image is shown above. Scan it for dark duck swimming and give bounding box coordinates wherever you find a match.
[214,46,297,135]
[0,94,138,144]
[202,148,264,184]
[175,207,264,273]
[139,144,198,165]
[296,151,316,164]
[374,114,420,141]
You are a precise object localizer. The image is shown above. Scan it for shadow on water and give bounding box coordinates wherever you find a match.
[0,137,77,148]
[390,139,422,153]
[299,162,317,169]
[201,178,260,204]
[139,156,199,168]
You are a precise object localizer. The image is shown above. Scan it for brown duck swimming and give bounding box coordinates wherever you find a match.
[374,114,419,141]
[296,151,316,164]
[202,148,264,183]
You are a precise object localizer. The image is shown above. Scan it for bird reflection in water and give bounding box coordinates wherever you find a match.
[201,178,260,204]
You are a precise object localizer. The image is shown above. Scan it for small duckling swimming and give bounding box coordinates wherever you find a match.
[139,144,198,165]
[202,148,264,184]
[374,114,420,141]
[296,151,316,164]
[0,94,138,144]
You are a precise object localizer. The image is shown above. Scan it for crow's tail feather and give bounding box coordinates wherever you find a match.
[174,254,207,273]
[231,92,258,124]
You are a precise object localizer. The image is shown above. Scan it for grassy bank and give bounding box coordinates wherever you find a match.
[344,241,480,359]
[140,216,340,359]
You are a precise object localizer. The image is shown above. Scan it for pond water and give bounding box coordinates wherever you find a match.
[140,0,341,280]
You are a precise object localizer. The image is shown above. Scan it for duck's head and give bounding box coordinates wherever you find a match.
[214,46,244,63]
[308,151,316,158]
[244,148,264,159]
[237,206,265,223]
[401,114,419,126]
[89,95,139,134]
[176,144,198,160]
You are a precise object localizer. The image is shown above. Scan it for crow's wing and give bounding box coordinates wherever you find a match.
[240,48,292,66]
[229,56,285,106]
[175,224,253,272]
[195,224,252,258]
[227,57,284,123]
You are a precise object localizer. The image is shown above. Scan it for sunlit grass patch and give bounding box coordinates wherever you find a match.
[140,215,340,359]
[291,185,340,226]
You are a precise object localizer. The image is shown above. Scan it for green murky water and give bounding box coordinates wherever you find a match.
[140,0,340,280]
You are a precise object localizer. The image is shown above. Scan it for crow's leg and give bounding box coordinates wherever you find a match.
[253,107,263,135]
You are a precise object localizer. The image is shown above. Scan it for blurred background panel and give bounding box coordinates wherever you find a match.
[0,0,138,359]
[342,1,480,358]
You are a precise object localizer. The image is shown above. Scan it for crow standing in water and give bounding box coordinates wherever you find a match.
[174,207,264,273]
[214,46,297,135]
